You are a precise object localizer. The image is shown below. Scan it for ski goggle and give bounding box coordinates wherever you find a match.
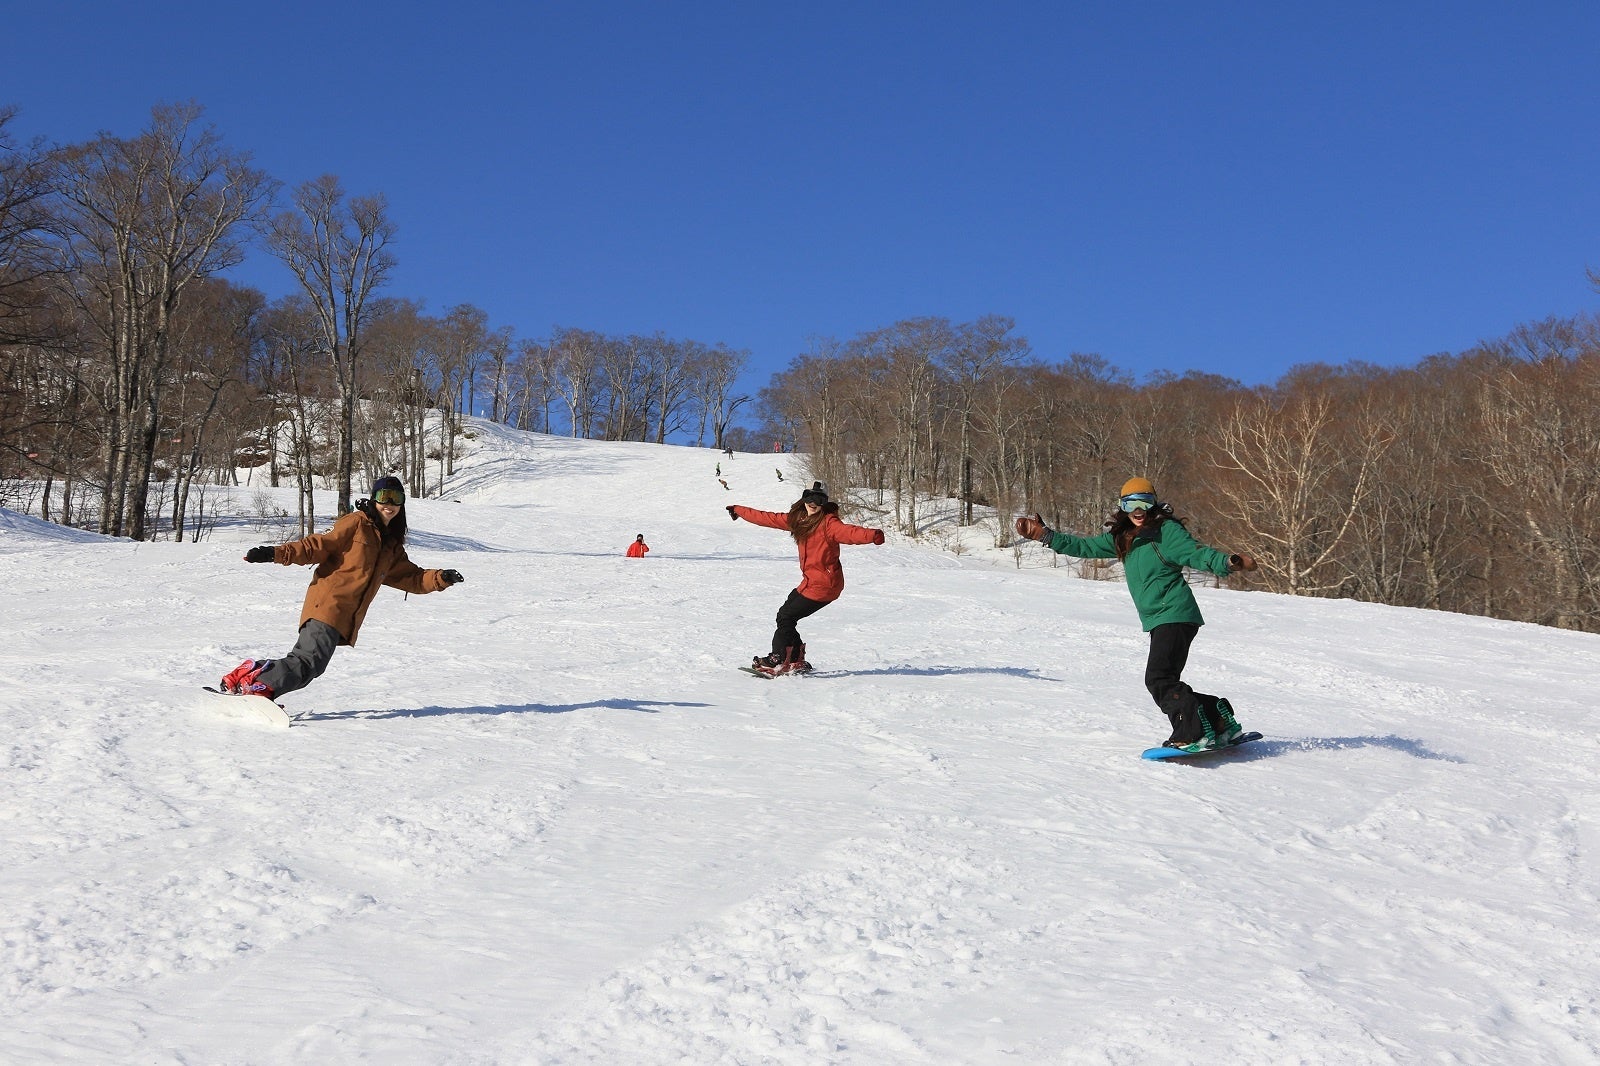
[1118,492,1157,513]
[373,488,405,506]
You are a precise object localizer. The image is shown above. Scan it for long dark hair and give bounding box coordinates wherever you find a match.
[358,498,408,546]
[786,499,839,543]
[1105,501,1181,561]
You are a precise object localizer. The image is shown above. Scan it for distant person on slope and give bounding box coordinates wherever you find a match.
[1014,477,1258,753]
[727,481,884,675]
[626,533,650,558]
[217,476,464,700]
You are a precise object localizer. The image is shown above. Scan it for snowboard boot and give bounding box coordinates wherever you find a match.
[220,658,260,693]
[1210,697,1243,746]
[753,646,810,676]
[240,675,276,699]
[221,658,275,698]
[752,652,788,676]
[1160,691,1219,753]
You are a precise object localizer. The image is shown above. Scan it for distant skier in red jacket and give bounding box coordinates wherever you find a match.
[626,534,649,558]
[727,481,884,675]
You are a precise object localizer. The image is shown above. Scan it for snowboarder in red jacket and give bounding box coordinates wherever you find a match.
[727,481,884,674]
[626,534,649,558]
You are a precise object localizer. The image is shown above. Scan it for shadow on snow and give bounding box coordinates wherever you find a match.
[1164,734,1466,767]
[820,665,1063,681]
[294,697,709,722]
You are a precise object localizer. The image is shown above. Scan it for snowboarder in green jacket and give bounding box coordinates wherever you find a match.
[1015,477,1258,753]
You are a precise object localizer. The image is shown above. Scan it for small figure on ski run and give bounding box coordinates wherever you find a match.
[218,476,464,700]
[1015,477,1258,753]
[727,481,884,675]
[626,533,650,558]
[775,468,784,482]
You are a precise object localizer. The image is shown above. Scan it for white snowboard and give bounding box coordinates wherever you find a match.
[199,686,292,728]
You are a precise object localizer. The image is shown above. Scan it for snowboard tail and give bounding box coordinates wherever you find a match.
[1141,731,1262,761]
[200,686,292,728]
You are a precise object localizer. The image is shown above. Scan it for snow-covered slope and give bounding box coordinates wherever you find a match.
[3,421,1597,1064]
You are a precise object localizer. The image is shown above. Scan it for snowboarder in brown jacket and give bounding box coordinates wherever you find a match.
[218,476,463,699]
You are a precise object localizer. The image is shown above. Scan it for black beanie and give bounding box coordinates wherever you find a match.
[372,475,405,500]
[800,481,829,506]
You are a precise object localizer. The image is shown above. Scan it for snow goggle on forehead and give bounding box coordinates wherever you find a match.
[373,488,405,506]
[1119,492,1157,513]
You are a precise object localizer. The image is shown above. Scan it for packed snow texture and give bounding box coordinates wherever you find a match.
[3,420,1598,1064]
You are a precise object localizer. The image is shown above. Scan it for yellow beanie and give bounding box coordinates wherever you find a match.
[1120,477,1155,497]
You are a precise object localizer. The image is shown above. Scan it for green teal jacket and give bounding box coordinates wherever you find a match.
[1043,517,1234,631]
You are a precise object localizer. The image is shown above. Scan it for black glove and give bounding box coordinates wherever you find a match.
[244,546,275,563]
[726,506,739,521]
[441,569,464,585]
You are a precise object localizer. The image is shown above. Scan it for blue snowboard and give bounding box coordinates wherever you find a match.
[1141,731,1263,761]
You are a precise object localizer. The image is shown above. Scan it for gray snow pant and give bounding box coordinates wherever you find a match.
[256,619,343,698]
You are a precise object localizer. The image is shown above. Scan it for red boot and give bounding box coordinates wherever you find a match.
[220,659,274,697]
[220,659,258,693]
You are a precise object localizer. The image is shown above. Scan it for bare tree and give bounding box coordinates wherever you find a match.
[1,332,96,523]
[164,278,263,540]
[1040,353,1134,529]
[970,361,1040,544]
[1341,360,1486,612]
[52,101,274,538]
[0,104,61,349]
[942,315,1028,525]
[1209,386,1390,595]
[360,298,438,496]
[264,174,394,515]
[597,332,654,441]
[432,303,487,484]
[650,333,695,444]
[551,326,603,437]
[852,317,954,534]
[1128,370,1243,494]
[510,335,559,432]
[760,338,856,493]
[1476,316,1600,629]
[688,342,749,450]
[483,324,515,423]
[260,295,331,535]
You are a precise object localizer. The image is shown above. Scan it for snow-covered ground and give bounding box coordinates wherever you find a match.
[3,420,1598,1065]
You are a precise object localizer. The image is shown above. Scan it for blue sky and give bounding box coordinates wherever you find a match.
[10,2,1600,399]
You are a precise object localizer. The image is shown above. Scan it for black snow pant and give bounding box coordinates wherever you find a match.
[1144,622,1221,744]
[772,588,829,661]
[256,619,343,698]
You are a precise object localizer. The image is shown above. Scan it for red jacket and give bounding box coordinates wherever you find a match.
[626,540,649,557]
[732,505,883,602]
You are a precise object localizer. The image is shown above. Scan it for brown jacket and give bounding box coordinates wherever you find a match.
[272,508,448,645]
